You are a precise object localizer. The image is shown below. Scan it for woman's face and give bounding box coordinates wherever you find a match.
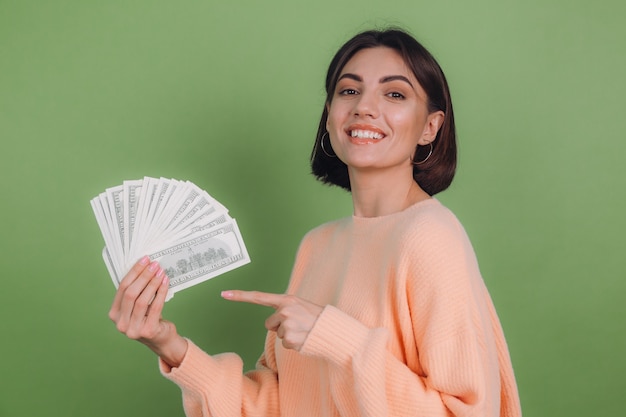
[326,47,443,175]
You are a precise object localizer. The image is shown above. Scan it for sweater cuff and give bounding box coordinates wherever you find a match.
[159,338,243,393]
[300,305,384,367]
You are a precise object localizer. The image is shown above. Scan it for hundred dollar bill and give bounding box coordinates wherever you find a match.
[123,179,143,256]
[147,220,250,299]
[91,192,124,277]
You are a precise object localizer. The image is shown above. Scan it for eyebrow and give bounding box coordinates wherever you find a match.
[338,73,414,88]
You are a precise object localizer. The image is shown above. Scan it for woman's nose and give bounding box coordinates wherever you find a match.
[353,93,379,118]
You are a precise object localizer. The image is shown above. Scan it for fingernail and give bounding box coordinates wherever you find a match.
[139,256,150,265]
[221,291,233,299]
[156,267,164,278]
[148,261,159,272]
[162,275,169,286]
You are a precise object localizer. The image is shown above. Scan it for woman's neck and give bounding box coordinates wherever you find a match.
[349,168,431,218]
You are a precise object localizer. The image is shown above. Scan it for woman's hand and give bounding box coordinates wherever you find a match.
[108,256,188,367]
[221,290,323,351]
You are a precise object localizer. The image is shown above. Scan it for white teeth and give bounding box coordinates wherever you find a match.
[350,129,384,139]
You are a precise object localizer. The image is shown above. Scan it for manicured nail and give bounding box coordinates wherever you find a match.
[221,291,233,299]
[156,267,164,278]
[148,261,159,272]
[162,275,169,286]
[139,256,150,265]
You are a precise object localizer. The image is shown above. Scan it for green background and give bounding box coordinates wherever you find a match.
[1,1,624,416]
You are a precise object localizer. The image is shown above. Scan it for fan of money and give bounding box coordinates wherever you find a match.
[90,177,251,301]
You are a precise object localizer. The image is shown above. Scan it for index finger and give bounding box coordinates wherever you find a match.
[221,290,286,309]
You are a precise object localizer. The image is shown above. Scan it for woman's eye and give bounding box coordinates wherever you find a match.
[387,92,405,99]
[339,88,358,95]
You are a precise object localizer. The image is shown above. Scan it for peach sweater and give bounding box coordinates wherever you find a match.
[161,199,522,416]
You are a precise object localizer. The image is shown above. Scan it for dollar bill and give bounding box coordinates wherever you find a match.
[148,221,249,299]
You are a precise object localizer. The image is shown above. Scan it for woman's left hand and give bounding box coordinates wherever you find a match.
[221,290,323,351]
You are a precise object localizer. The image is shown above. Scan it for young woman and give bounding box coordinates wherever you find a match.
[109,29,522,416]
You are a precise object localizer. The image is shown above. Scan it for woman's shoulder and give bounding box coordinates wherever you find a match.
[388,199,475,263]
[301,216,350,242]
[398,198,465,237]
[289,218,350,266]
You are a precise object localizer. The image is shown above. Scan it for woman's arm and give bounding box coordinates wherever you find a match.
[159,338,281,417]
[108,257,282,417]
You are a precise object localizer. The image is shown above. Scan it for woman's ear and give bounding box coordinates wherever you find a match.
[418,110,445,145]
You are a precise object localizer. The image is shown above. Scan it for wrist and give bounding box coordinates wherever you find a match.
[141,322,188,368]
[155,334,188,368]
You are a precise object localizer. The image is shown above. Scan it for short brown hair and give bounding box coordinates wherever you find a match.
[310,28,457,196]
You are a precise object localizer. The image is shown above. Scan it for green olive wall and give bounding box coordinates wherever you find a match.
[1,1,624,416]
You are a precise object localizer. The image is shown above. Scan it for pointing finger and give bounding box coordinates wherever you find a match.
[221,290,286,309]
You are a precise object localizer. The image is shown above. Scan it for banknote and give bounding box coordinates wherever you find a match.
[91,177,251,300]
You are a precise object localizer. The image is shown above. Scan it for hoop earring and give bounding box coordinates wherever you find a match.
[412,142,433,165]
[320,132,336,158]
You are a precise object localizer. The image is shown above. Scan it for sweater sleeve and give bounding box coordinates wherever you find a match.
[298,212,517,417]
[159,334,281,417]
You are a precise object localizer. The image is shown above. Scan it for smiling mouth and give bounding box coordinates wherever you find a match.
[349,129,385,140]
